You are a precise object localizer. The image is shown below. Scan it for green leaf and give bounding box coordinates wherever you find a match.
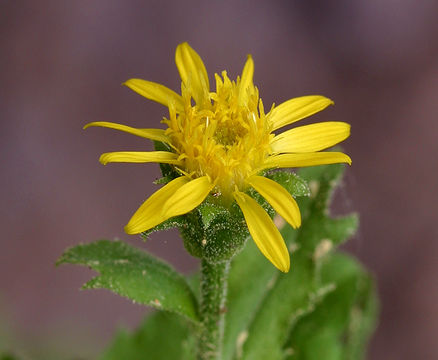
[57,240,199,322]
[237,253,325,360]
[284,253,378,360]
[101,311,196,360]
[281,163,357,248]
[222,239,278,360]
[287,331,343,360]
[340,262,378,359]
[226,164,360,360]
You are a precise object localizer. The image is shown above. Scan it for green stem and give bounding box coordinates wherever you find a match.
[198,259,230,360]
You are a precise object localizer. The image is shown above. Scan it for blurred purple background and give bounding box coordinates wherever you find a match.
[1,1,437,359]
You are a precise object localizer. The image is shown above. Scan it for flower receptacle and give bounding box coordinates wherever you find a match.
[179,201,249,264]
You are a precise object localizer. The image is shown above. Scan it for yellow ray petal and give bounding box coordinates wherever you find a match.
[270,122,351,153]
[83,122,169,143]
[99,151,182,165]
[247,176,301,229]
[269,96,334,131]
[175,42,210,105]
[233,191,290,272]
[123,79,184,113]
[162,176,214,218]
[237,55,254,105]
[261,152,352,171]
[125,176,189,234]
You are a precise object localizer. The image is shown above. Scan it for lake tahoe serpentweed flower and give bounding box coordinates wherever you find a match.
[85,43,351,272]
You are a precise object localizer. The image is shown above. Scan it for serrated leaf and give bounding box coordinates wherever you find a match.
[293,213,359,254]
[101,311,196,360]
[57,240,199,321]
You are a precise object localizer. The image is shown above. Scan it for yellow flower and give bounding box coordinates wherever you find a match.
[85,43,351,272]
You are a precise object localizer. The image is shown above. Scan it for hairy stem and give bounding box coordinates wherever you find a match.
[198,259,230,360]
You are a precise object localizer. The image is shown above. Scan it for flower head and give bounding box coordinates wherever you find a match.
[85,43,351,272]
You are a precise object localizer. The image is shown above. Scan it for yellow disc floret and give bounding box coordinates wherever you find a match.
[164,70,272,200]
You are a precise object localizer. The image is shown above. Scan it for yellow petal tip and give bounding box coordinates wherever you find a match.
[176,42,191,55]
[98,154,109,165]
[277,256,290,273]
[124,219,149,235]
[293,220,301,229]
[122,79,134,88]
[124,224,136,235]
[122,79,142,90]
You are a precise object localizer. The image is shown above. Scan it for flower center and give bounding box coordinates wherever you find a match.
[212,115,248,146]
[164,71,272,200]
